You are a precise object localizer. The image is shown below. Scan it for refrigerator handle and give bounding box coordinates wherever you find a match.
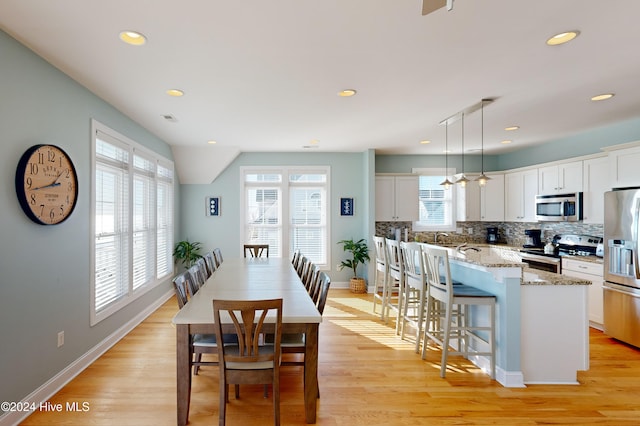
[635,199,640,279]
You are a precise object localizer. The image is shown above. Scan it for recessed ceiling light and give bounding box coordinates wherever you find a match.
[546,30,580,46]
[338,89,357,97]
[420,140,431,145]
[310,139,319,145]
[166,89,184,97]
[119,30,146,46]
[207,140,217,145]
[501,140,512,144]
[591,93,615,101]
[505,126,520,131]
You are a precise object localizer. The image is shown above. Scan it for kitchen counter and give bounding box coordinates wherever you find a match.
[431,243,592,286]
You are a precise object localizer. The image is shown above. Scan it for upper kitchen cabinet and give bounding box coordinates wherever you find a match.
[538,160,583,195]
[505,169,538,222]
[582,155,609,224]
[457,173,504,222]
[605,141,640,189]
[375,174,419,221]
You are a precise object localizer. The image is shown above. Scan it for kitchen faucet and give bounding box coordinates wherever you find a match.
[434,232,449,244]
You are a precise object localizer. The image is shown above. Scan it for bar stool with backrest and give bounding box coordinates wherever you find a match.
[400,241,428,353]
[385,239,404,335]
[244,244,269,258]
[421,245,496,379]
[372,235,388,320]
[212,298,283,426]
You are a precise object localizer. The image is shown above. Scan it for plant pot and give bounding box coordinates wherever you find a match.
[349,277,367,294]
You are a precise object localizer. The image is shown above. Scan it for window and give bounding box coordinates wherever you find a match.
[412,168,457,231]
[91,120,174,325]
[241,167,329,267]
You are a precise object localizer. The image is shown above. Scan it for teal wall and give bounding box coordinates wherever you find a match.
[0,30,175,407]
[178,151,371,283]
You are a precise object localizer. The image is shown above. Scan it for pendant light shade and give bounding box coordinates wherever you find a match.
[475,99,492,186]
[440,121,454,189]
[456,113,468,186]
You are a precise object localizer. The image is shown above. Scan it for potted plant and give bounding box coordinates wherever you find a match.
[173,240,203,269]
[337,238,370,293]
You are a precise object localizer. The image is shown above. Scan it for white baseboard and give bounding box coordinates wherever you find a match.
[0,289,174,426]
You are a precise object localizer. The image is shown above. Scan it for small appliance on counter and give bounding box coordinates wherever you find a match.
[523,229,543,248]
[486,227,499,244]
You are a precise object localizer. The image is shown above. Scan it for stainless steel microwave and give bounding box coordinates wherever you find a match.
[535,192,583,222]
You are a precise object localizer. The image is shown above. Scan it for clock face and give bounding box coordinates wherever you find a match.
[15,144,78,225]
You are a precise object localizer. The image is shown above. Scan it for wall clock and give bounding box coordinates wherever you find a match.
[15,144,78,225]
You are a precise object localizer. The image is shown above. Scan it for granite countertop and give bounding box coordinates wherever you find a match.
[430,243,592,286]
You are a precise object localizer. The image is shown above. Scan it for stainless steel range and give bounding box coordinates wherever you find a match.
[520,234,602,274]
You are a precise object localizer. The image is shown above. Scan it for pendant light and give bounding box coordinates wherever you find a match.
[456,113,470,187]
[476,99,492,186]
[439,120,454,189]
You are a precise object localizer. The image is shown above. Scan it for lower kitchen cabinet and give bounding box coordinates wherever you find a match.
[562,258,604,329]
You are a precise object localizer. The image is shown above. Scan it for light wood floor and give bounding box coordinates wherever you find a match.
[22,289,640,425]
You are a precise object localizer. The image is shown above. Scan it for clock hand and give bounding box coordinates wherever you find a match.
[32,182,61,190]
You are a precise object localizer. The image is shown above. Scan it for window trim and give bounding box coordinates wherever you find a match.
[240,166,330,269]
[90,119,174,326]
[411,167,457,232]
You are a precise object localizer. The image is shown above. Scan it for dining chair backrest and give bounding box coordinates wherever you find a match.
[400,241,425,289]
[187,264,205,295]
[386,239,404,280]
[314,271,331,312]
[373,235,388,272]
[172,273,189,308]
[296,256,308,277]
[204,251,217,276]
[303,262,318,291]
[244,244,269,258]
[213,247,223,267]
[291,249,301,268]
[196,257,210,280]
[422,245,453,304]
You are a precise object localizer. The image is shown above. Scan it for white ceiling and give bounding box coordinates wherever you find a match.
[2,0,640,157]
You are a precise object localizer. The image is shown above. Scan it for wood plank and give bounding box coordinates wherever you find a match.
[21,289,640,425]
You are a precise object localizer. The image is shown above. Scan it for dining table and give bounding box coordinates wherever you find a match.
[172,257,322,425]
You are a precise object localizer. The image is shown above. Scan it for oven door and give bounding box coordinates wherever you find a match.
[520,252,561,274]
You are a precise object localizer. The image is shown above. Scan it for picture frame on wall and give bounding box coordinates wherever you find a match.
[206,196,221,216]
[340,197,354,216]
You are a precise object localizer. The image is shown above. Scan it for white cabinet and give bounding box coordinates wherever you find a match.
[505,169,538,222]
[582,156,609,224]
[538,161,583,195]
[456,173,504,222]
[562,258,604,329]
[375,175,419,221]
[607,143,640,188]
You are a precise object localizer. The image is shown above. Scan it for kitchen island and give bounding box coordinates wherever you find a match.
[437,244,591,387]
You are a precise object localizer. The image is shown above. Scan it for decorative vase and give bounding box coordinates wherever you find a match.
[349,277,367,294]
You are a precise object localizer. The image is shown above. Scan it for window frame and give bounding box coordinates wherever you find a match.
[90,119,174,325]
[240,166,330,269]
[411,167,457,232]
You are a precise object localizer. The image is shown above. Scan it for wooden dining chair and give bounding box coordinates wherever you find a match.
[172,272,219,375]
[187,264,205,296]
[196,257,210,280]
[212,298,283,426]
[291,249,301,269]
[244,244,270,258]
[213,247,223,267]
[204,251,217,276]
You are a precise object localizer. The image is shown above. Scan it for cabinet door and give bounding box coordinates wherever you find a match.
[375,176,395,221]
[521,169,539,221]
[538,165,559,195]
[457,174,481,221]
[481,174,504,221]
[583,156,609,224]
[393,176,419,221]
[505,172,524,221]
[609,145,640,188]
[562,259,604,327]
[559,161,583,193]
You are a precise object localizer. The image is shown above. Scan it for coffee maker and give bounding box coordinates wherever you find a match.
[524,229,543,248]
[486,227,499,244]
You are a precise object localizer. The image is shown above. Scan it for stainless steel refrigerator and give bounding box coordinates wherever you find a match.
[604,188,640,348]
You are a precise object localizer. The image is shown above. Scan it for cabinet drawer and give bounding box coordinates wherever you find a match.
[562,258,603,276]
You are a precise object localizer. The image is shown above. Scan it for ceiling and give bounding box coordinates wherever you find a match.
[2,0,640,157]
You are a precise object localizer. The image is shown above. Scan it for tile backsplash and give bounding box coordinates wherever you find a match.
[375,221,603,247]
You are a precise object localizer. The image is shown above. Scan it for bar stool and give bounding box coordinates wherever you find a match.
[421,245,496,379]
[385,239,404,335]
[372,236,388,320]
[400,241,427,353]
